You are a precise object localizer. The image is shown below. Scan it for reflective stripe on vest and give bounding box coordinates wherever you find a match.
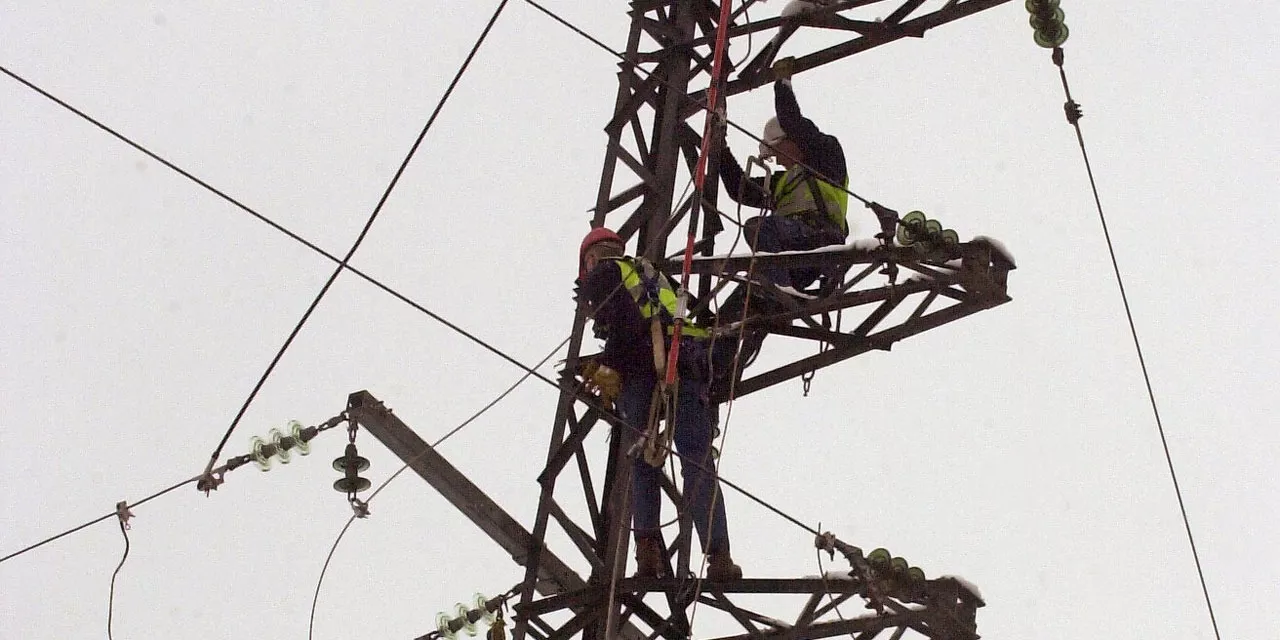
[611,258,710,339]
[772,165,849,234]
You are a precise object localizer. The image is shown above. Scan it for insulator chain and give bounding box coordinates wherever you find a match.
[816,532,930,611]
[198,414,348,493]
[249,420,313,471]
[333,423,371,517]
[423,592,510,640]
[1026,0,1069,49]
[896,211,959,255]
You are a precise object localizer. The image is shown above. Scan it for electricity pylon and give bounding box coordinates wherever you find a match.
[355,2,1017,638]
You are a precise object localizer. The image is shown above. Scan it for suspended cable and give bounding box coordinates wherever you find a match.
[2,415,348,566]
[0,477,195,566]
[202,0,514,474]
[1048,44,1221,640]
[308,515,357,640]
[106,507,131,640]
[365,336,570,504]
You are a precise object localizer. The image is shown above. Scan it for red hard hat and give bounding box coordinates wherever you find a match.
[579,227,623,276]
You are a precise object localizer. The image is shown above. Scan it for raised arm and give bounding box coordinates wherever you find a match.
[774,82,847,186]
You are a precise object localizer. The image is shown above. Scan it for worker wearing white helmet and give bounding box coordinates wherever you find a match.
[719,60,850,292]
[713,58,850,375]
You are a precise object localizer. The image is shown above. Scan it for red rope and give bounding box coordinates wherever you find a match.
[664,0,734,386]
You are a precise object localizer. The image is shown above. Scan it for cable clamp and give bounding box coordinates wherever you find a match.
[114,501,134,530]
[1064,100,1083,124]
[196,470,224,495]
[814,531,836,558]
[350,497,371,519]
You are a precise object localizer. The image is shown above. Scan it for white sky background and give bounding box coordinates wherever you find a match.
[1,1,1276,639]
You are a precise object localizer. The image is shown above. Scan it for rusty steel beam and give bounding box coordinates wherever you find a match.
[686,0,1016,111]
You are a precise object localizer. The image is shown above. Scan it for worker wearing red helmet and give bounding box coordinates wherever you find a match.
[576,227,742,581]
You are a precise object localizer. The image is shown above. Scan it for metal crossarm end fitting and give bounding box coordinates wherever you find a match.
[867,201,900,243]
[815,530,887,613]
[196,455,250,494]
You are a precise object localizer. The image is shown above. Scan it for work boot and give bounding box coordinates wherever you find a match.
[635,538,667,578]
[706,553,743,581]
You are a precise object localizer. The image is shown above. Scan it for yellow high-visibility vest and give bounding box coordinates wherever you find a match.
[773,165,849,234]
[611,258,710,339]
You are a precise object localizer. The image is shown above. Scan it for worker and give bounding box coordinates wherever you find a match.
[711,63,850,376]
[719,61,850,295]
[575,227,742,581]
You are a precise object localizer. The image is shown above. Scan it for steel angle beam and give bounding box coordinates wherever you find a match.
[684,0,1016,112]
[345,391,648,640]
[676,242,1001,275]
[722,299,992,401]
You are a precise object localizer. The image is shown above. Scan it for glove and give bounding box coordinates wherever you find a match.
[580,361,622,408]
[771,56,796,84]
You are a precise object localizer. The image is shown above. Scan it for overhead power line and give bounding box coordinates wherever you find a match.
[0,415,349,567]
[0,477,196,566]
[1048,46,1221,640]
[0,65,333,261]
[106,510,131,640]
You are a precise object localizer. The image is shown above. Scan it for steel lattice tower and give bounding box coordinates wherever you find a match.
[352,2,1017,638]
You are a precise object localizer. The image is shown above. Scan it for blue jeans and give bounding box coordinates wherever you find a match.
[617,376,730,554]
[744,214,843,289]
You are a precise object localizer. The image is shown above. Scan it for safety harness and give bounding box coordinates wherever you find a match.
[772,164,850,237]
[606,256,713,467]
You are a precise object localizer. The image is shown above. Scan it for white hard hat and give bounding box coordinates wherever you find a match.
[781,0,822,18]
[759,116,786,158]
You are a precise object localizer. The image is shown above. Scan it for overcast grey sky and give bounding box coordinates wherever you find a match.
[2,2,1276,639]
